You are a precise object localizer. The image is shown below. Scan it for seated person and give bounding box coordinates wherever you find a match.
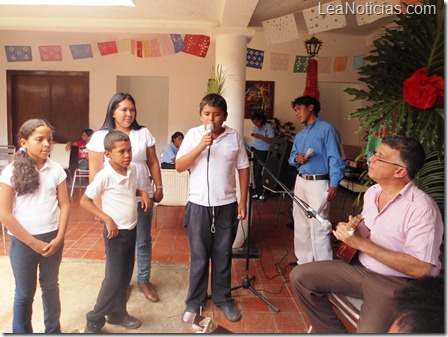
[66,128,93,170]
[290,135,444,333]
[388,275,444,333]
[160,131,183,169]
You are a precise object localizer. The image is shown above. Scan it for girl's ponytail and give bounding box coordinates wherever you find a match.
[11,119,53,196]
[12,147,40,196]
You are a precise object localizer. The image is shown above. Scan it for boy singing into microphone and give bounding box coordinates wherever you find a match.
[176,94,250,323]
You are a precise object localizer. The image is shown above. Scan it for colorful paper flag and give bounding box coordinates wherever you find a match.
[5,45,32,62]
[117,39,131,53]
[353,55,366,70]
[356,0,398,25]
[270,52,289,72]
[182,34,210,58]
[131,40,143,58]
[97,41,118,56]
[69,44,93,60]
[316,56,331,73]
[302,0,347,34]
[246,48,264,69]
[293,55,309,73]
[333,56,348,72]
[39,45,62,61]
[262,13,299,44]
[170,34,185,53]
[150,39,161,57]
[159,34,175,55]
[143,40,151,57]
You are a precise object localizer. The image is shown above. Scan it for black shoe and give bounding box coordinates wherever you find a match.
[289,261,298,268]
[106,314,141,329]
[221,305,241,322]
[181,306,199,323]
[84,323,102,333]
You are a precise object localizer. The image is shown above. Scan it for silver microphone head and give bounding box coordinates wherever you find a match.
[321,220,333,234]
[206,123,214,133]
[305,148,314,159]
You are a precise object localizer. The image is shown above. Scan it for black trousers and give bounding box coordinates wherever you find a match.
[86,226,136,328]
[184,201,238,310]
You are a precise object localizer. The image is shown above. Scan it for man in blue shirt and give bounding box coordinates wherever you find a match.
[288,95,345,266]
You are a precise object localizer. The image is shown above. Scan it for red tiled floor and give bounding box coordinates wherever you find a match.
[0,187,360,333]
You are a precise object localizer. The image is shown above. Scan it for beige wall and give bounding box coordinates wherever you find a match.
[0,28,373,148]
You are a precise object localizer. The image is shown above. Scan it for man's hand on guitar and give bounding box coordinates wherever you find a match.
[333,221,362,247]
[335,214,366,263]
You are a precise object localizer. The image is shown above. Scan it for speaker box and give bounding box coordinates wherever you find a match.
[262,138,297,191]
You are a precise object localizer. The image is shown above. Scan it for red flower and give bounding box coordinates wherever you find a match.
[403,67,444,110]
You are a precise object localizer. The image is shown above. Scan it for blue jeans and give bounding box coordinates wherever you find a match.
[9,230,63,333]
[136,201,154,283]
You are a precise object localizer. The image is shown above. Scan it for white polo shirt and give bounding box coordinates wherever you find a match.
[87,128,156,198]
[85,163,138,230]
[176,125,249,207]
[0,158,67,235]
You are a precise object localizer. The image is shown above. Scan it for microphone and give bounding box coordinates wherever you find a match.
[305,148,314,159]
[306,206,332,234]
[206,123,214,160]
[206,123,214,134]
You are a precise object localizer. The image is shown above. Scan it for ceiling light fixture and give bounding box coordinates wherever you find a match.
[304,35,323,59]
[0,0,134,6]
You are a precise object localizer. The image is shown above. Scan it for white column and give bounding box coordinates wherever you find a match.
[212,28,255,248]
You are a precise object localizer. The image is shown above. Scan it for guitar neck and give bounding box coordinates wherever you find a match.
[345,214,365,231]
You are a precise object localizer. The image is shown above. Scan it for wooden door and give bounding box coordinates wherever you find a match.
[7,70,89,146]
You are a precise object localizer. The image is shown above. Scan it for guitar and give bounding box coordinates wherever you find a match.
[336,214,366,263]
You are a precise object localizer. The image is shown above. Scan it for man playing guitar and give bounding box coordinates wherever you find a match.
[289,135,444,333]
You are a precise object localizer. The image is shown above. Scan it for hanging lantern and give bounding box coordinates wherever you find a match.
[304,36,323,59]
[303,36,323,100]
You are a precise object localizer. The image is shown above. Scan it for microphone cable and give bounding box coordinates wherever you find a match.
[205,123,215,233]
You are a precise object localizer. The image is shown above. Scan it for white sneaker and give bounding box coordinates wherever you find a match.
[259,195,266,200]
[251,194,259,199]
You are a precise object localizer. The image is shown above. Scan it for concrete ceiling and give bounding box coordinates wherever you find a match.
[0,0,394,36]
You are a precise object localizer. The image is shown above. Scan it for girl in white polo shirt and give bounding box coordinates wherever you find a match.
[0,119,70,333]
[176,94,250,323]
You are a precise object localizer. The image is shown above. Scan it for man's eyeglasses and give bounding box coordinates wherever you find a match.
[371,152,406,168]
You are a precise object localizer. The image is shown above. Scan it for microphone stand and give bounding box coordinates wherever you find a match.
[254,151,332,233]
[231,159,280,313]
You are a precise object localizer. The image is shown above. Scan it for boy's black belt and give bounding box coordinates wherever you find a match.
[298,173,330,181]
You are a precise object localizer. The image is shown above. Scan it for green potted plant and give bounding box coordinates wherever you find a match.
[205,64,227,95]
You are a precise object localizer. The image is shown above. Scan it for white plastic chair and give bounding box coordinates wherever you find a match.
[50,143,72,183]
[70,169,90,197]
[153,169,189,230]
[0,145,15,174]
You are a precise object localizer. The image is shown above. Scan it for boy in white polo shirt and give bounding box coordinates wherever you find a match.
[176,94,250,323]
[80,131,151,333]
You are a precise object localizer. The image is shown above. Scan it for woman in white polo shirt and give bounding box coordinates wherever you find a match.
[87,93,163,303]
